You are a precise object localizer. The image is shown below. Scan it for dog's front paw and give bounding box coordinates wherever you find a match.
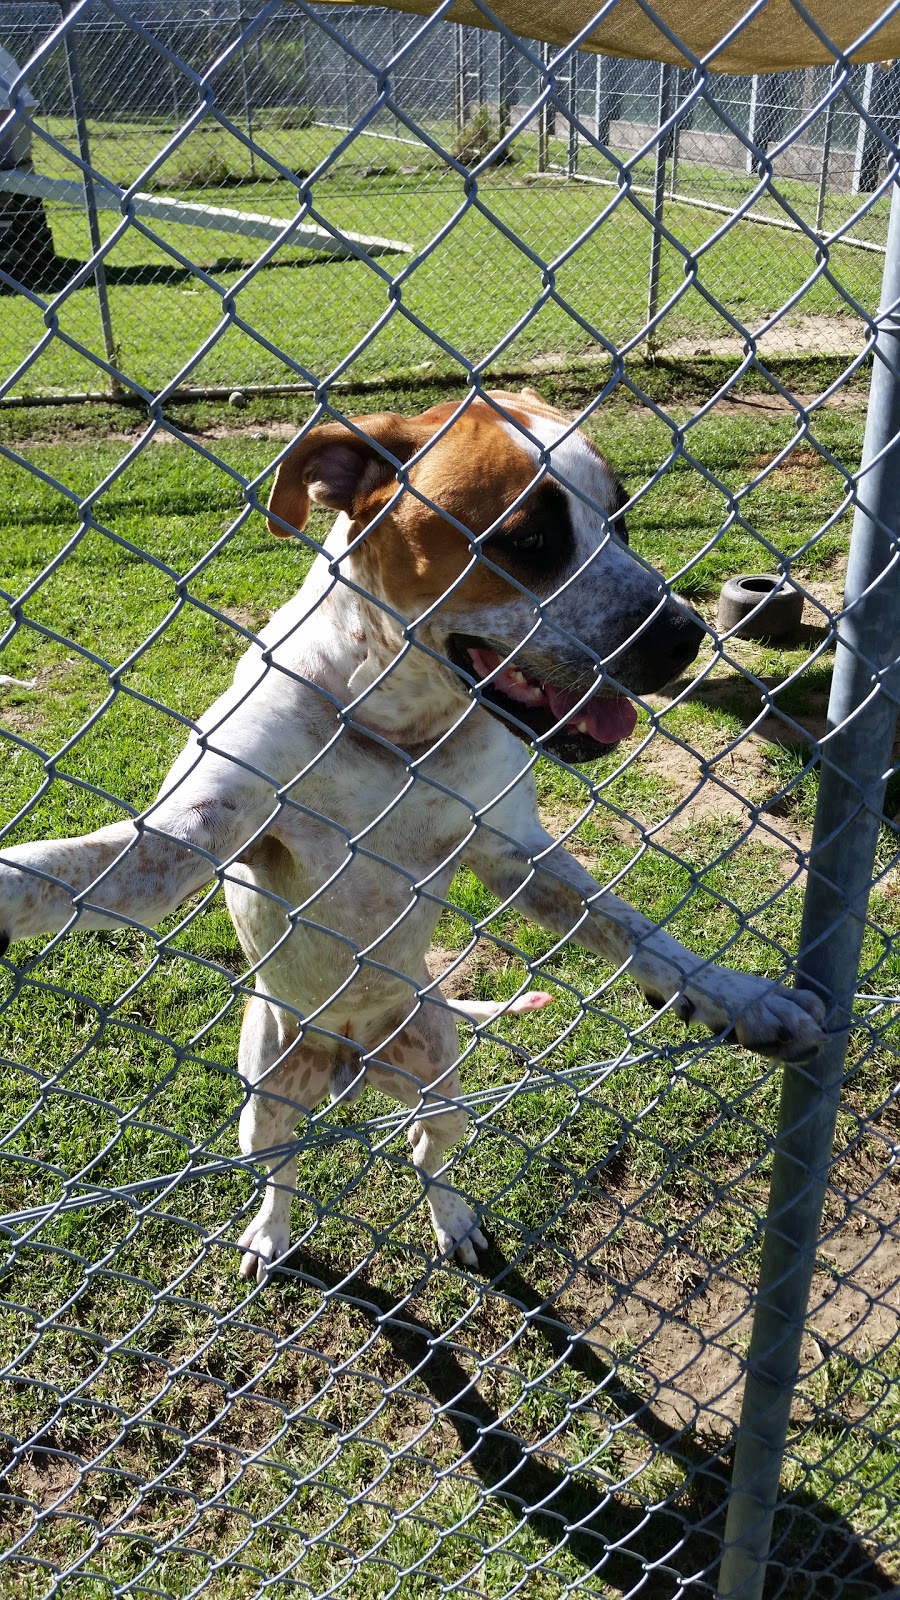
[238,1210,291,1284]
[724,980,826,1061]
[427,1188,488,1269]
[642,968,827,1060]
[682,971,826,1061]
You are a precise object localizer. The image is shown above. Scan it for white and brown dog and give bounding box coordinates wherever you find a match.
[0,392,825,1279]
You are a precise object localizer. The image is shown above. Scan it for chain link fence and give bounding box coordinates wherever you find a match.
[1,2,899,394]
[1,2,900,1597]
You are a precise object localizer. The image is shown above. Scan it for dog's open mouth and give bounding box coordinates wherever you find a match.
[448,634,638,763]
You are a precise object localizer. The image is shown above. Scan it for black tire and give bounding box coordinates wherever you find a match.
[717,574,804,643]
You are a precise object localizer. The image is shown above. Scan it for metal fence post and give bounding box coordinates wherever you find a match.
[646,61,674,343]
[63,23,120,396]
[498,32,514,144]
[717,172,900,1600]
[538,40,551,172]
[853,62,880,193]
[474,22,484,113]
[593,53,622,146]
[238,1,256,175]
[815,63,839,234]
[567,61,579,175]
[668,67,693,200]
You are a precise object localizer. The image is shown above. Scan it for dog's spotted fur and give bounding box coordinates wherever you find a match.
[0,393,826,1279]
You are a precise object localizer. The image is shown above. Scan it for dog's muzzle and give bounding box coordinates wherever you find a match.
[447,604,705,764]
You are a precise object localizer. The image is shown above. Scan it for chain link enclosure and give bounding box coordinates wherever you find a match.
[1,3,899,1597]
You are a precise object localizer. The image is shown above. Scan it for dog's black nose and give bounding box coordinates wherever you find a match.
[620,603,705,693]
[656,604,705,676]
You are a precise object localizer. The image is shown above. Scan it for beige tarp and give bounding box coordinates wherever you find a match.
[316,0,900,72]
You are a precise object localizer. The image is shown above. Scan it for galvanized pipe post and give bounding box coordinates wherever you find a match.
[815,63,839,236]
[538,41,551,173]
[454,25,465,135]
[63,25,120,395]
[567,55,579,176]
[647,62,674,343]
[237,1,256,176]
[718,174,900,1600]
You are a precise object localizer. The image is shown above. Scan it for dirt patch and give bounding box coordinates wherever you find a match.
[663,314,866,362]
[567,1187,900,1433]
[1,669,60,737]
[7,419,303,452]
[706,385,867,417]
[641,736,813,861]
[216,604,271,633]
[424,942,524,998]
[8,1449,81,1509]
[0,703,41,736]
[155,420,303,444]
[599,711,817,867]
[0,659,83,738]
[745,446,839,482]
[627,575,859,863]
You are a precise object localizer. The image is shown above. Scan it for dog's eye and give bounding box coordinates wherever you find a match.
[509,531,544,553]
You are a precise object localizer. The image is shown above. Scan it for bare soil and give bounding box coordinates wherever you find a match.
[567,1180,900,1433]
[662,313,866,361]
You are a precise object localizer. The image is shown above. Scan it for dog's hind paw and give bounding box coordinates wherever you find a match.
[428,1189,488,1269]
[238,1212,291,1284]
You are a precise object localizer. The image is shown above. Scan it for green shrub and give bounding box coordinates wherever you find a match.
[451,105,515,168]
[159,152,258,190]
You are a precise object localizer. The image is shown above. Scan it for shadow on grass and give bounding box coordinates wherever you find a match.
[0,251,354,296]
[279,1239,896,1600]
[668,644,834,738]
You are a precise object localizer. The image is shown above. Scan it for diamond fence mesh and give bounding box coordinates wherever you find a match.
[0,1,897,392]
[1,2,900,1598]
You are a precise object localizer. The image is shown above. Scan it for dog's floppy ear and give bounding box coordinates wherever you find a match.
[267,413,427,537]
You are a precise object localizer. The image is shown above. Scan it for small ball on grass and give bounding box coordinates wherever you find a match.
[229,390,248,410]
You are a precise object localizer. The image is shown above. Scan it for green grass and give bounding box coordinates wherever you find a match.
[1,115,884,400]
[1,380,899,1597]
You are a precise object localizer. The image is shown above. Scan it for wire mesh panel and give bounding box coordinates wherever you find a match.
[0,2,896,392]
[1,2,899,1597]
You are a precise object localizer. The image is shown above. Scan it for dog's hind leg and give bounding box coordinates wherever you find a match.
[367,997,487,1269]
[236,995,328,1284]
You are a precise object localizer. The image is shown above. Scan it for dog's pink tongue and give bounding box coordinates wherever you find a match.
[467,647,638,744]
[545,685,638,743]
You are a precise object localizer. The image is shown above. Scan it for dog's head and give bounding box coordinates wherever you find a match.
[267,392,703,763]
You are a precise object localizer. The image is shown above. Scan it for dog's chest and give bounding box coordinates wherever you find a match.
[225,719,520,1021]
[296,724,488,857]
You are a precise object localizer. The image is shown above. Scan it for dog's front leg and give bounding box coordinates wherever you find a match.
[0,771,279,950]
[464,828,826,1062]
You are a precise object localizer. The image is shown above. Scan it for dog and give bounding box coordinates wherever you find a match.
[0,391,826,1280]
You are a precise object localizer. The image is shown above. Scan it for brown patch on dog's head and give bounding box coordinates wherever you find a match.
[267,402,556,617]
[267,393,578,534]
[267,412,430,537]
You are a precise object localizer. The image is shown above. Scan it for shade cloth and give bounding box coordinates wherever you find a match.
[316,0,900,72]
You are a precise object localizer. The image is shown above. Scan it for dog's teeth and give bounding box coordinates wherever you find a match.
[576,720,589,734]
